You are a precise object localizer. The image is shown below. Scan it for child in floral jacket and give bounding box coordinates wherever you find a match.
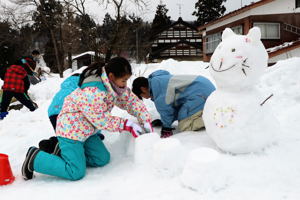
[22,57,153,181]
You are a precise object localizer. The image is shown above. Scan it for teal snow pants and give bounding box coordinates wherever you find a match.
[33,133,110,180]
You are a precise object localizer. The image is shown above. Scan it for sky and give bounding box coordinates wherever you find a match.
[0,0,260,24]
[86,0,260,23]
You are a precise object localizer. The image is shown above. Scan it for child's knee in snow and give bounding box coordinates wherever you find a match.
[70,168,86,181]
[93,151,110,167]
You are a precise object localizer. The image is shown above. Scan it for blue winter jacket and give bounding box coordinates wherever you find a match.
[48,75,80,117]
[148,70,215,128]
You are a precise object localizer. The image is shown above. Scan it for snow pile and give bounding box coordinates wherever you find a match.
[0,58,300,200]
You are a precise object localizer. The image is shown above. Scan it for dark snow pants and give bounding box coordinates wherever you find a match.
[0,90,36,112]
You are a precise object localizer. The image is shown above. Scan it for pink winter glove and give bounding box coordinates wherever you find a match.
[123,119,143,138]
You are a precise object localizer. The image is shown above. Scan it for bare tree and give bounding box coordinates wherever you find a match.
[97,0,149,61]
[63,0,86,15]
[0,1,33,29]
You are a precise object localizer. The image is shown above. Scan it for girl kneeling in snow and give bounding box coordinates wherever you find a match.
[22,57,153,181]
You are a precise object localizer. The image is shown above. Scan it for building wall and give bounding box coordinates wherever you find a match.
[251,14,300,48]
[150,20,202,61]
[206,0,300,31]
[202,13,300,61]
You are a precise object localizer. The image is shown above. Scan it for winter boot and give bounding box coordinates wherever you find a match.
[39,136,60,156]
[22,146,40,180]
[95,130,105,140]
[0,112,8,120]
[52,141,61,156]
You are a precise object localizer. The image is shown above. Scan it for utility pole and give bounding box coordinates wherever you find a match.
[241,0,243,7]
[177,3,183,18]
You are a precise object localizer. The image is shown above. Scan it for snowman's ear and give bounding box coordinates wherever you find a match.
[247,27,261,42]
[222,28,235,41]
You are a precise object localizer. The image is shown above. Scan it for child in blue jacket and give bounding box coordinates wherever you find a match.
[48,73,80,129]
[132,70,215,138]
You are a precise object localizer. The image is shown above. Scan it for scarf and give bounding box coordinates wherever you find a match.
[110,80,128,96]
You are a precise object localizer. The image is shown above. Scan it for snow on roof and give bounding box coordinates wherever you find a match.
[266,40,300,53]
[72,51,95,60]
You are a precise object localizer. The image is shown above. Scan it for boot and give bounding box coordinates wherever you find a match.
[22,146,40,180]
[0,112,8,120]
[38,136,59,155]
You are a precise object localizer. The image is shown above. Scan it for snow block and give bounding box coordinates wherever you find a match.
[134,133,160,166]
[181,147,230,191]
[152,138,186,177]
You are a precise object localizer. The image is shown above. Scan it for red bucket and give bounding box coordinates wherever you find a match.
[0,153,15,185]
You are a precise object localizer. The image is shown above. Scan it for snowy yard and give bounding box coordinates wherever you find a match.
[1,58,300,200]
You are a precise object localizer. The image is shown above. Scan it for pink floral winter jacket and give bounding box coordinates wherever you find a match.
[56,70,151,141]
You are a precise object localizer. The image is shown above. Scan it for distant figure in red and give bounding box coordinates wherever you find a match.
[0,54,38,120]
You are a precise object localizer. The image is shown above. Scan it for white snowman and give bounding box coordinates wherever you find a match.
[203,27,280,154]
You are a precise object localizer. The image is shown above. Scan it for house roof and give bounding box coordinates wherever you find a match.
[268,39,300,58]
[72,51,95,60]
[151,17,198,40]
[198,0,275,31]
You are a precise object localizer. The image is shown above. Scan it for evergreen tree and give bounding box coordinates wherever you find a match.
[0,22,35,68]
[193,0,226,26]
[0,21,18,68]
[75,14,97,52]
[32,0,65,76]
[151,2,171,34]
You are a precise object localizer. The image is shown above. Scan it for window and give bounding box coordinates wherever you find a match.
[231,25,243,35]
[206,32,222,54]
[253,22,280,39]
[296,0,300,8]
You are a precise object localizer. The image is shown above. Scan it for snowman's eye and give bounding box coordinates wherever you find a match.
[231,48,236,52]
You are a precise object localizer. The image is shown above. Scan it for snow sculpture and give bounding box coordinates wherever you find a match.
[134,133,160,166]
[203,27,280,154]
[152,138,186,177]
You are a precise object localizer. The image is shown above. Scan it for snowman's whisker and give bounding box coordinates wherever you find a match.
[242,68,247,76]
[242,64,250,68]
[219,61,223,70]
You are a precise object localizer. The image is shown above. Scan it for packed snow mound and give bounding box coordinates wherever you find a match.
[0,58,300,200]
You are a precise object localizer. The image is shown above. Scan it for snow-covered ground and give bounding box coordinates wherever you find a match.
[1,58,300,200]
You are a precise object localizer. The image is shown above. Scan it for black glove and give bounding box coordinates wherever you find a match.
[151,119,163,127]
[160,127,174,138]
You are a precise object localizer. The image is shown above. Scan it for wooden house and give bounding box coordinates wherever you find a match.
[149,17,202,62]
[198,0,300,64]
[72,51,97,70]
